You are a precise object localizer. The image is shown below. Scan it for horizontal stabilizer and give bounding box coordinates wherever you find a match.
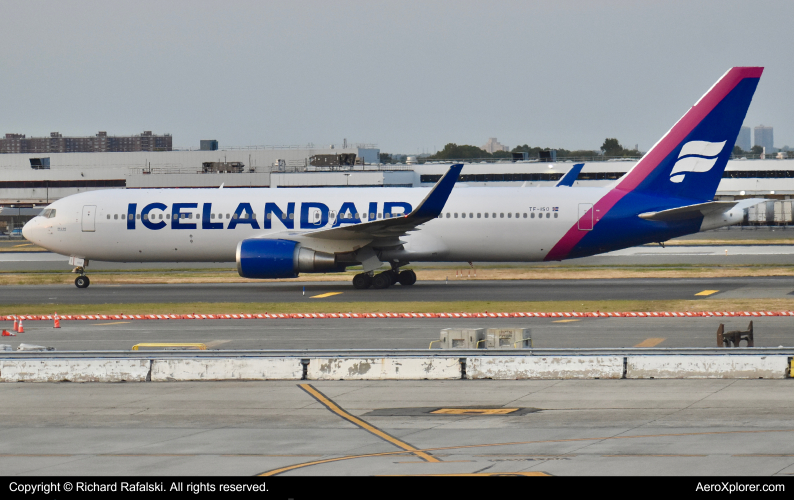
[639,198,765,221]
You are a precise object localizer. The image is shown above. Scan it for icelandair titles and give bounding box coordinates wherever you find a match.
[125,202,413,230]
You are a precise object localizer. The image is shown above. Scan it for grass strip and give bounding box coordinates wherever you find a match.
[4,298,794,316]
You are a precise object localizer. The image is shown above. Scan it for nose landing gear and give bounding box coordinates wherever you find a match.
[73,267,90,288]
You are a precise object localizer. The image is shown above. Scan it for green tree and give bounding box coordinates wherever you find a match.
[732,145,744,156]
[430,143,490,160]
[379,153,392,164]
[751,145,764,155]
[601,138,623,156]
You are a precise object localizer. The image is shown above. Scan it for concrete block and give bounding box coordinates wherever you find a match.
[308,357,461,380]
[627,355,790,379]
[467,356,623,379]
[151,358,302,381]
[0,359,149,382]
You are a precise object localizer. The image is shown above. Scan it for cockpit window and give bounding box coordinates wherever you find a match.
[40,209,56,218]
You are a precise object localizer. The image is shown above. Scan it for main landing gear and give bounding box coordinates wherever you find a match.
[352,269,416,289]
[74,267,90,289]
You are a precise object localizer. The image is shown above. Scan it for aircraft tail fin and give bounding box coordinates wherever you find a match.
[617,67,762,202]
[555,163,584,187]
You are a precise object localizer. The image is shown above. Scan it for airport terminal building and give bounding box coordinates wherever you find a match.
[1,147,793,232]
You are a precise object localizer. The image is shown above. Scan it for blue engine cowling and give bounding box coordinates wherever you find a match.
[236,239,340,279]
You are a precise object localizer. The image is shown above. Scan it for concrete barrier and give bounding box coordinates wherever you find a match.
[0,359,149,382]
[626,356,790,379]
[467,356,624,380]
[307,357,461,380]
[151,358,302,381]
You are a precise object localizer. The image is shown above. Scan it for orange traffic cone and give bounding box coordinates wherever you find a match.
[2,329,15,336]
[53,312,61,329]
[12,316,18,332]
[17,319,24,334]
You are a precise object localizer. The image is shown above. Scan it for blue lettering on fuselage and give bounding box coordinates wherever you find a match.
[141,202,167,230]
[228,203,261,230]
[265,202,295,229]
[202,203,223,229]
[300,202,329,229]
[125,201,412,230]
[172,203,197,230]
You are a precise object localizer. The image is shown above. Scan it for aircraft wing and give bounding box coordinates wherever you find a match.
[307,164,463,241]
[555,163,584,187]
[638,198,765,221]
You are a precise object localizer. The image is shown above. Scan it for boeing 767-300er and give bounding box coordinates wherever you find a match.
[24,67,765,290]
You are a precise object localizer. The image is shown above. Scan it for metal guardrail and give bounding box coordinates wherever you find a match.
[1,347,793,359]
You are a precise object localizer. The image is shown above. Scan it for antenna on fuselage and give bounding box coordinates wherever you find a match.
[219,183,224,189]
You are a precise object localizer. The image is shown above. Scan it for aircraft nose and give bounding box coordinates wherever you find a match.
[22,218,39,243]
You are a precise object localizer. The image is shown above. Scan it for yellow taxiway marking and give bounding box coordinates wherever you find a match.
[310,292,343,299]
[259,427,794,476]
[205,340,231,348]
[431,408,519,415]
[12,243,33,248]
[552,319,580,323]
[383,472,550,476]
[634,337,666,347]
[695,290,719,296]
[297,384,440,464]
[90,321,130,326]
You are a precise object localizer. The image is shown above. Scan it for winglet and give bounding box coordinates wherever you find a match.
[409,164,463,220]
[555,163,584,187]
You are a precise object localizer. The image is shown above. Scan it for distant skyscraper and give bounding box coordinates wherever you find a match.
[754,125,774,152]
[482,137,508,153]
[736,126,751,151]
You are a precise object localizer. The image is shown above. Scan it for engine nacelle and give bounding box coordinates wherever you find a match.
[236,239,340,279]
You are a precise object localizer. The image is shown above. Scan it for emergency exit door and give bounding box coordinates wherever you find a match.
[578,203,593,230]
[81,205,96,232]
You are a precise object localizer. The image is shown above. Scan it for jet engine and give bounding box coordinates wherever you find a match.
[235,239,342,279]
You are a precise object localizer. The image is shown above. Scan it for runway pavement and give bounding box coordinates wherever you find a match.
[2,276,794,305]
[1,380,792,476]
[2,316,790,350]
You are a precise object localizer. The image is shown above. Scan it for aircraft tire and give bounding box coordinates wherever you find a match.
[398,270,417,286]
[75,276,90,289]
[386,270,399,285]
[372,272,391,289]
[352,273,373,289]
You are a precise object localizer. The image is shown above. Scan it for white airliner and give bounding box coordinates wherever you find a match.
[24,67,764,289]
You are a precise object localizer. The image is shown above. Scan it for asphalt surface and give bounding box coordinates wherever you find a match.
[2,380,793,476]
[2,276,794,305]
[1,317,790,351]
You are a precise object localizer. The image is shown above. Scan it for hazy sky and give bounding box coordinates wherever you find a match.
[2,0,792,153]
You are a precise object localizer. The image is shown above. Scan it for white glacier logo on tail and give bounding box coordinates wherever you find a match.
[669,140,727,183]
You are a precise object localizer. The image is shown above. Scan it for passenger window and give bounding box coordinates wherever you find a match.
[143,214,148,220]
[233,214,239,219]
[492,213,496,218]
[469,213,473,218]
[454,213,458,218]
[546,213,550,218]
[507,213,511,218]
[211,214,215,219]
[462,213,466,218]
[166,214,170,219]
[370,213,375,219]
[386,213,391,218]
[107,214,111,219]
[121,214,125,220]
[159,214,163,220]
[281,213,286,220]
[446,213,450,218]
[289,213,294,220]
[355,213,360,220]
[477,213,481,218]
[252,213,256,219]
[523,213,527,218]
[196,214,200,220]
[515,213,519,218]
[378,213,382,218]
[531,213,535,218]
[500,213,504,218]
[554,213,558,218]
[189,213,194,219]
[484,213,488,218]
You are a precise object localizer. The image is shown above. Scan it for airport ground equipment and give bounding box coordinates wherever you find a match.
[439,328,486,349]
[486,328,531,349]
[717,321,754,347]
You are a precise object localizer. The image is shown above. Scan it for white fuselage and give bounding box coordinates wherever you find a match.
[23,186,606,263]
